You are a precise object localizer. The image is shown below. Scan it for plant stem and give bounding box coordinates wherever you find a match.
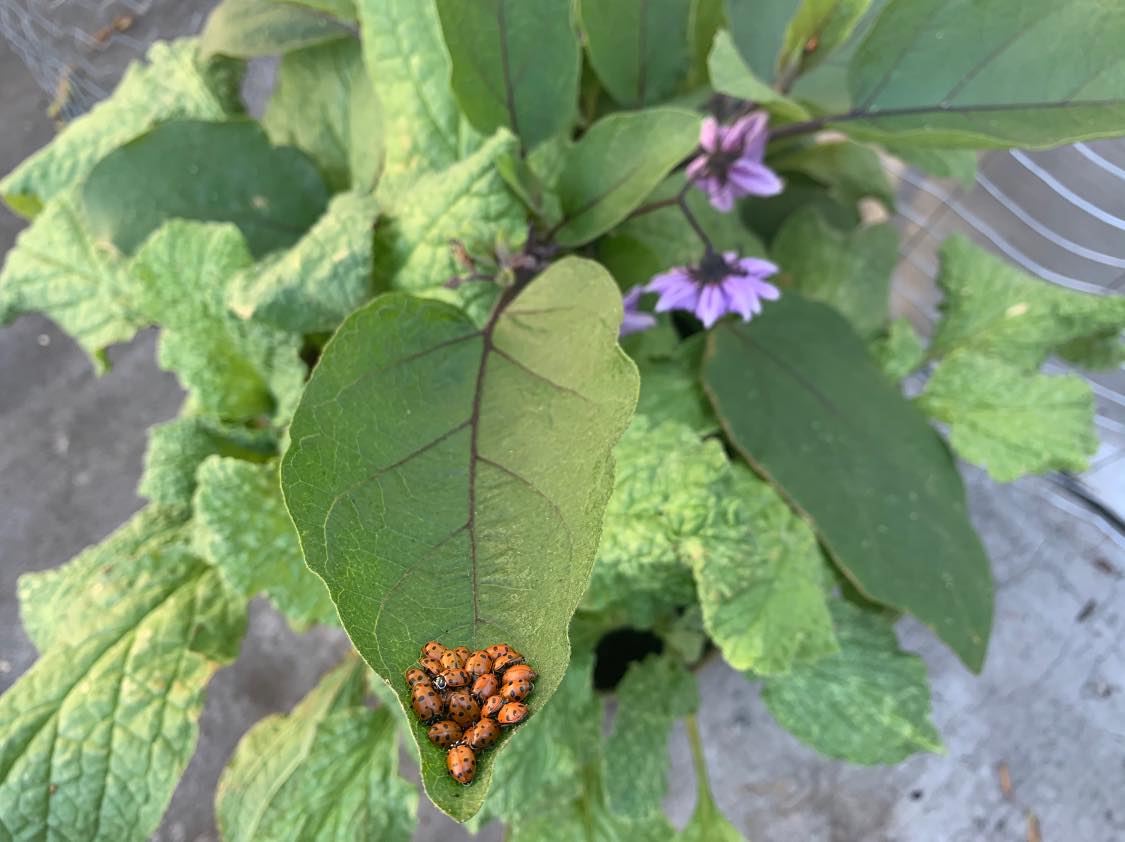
[677,193,715,255]
[684,714,712,803]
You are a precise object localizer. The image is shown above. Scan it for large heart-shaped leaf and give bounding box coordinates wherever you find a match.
[281,258,638,820]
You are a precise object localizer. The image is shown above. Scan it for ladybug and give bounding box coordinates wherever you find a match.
[502,663,538,683]
[471,672,499,701]
[411,684,443,721]
[463,718,500,752]
[440,668,469,689]
[493,650,525,673]
[446,690,481,727]
[484,643,512,660]
[427,720,462,748]
[497,701,528,726]
[439,650,461,671]
[447,745,476,785]
[500,678,532,702]
[465,651,492,678]
[421,640,449,660]
[419,657,444,676]
[453,646,471,667]
[405,667,432,688]
[481,694,504,719]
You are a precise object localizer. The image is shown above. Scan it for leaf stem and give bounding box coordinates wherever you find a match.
[684,714,712,803]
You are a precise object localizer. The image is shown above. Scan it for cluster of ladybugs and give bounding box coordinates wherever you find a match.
[406,640,535,785]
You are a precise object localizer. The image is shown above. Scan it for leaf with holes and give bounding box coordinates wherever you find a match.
[704,295,993,671]
[281,258,638,820]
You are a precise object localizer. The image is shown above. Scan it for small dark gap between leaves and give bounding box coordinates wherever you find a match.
[593,627,664,691]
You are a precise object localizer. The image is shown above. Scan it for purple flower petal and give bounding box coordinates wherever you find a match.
[708,182,736,212]
[620,310,658,336]
[748,277,781,301]
[720,277,757,321]
[736,256,780,278]
[647,268,692,295]
[728,161,784,197]
[722,112,768,155]
[647,268,699,312]
[686,155,708,183]
[695,283,728,328]
[700,117,720,152]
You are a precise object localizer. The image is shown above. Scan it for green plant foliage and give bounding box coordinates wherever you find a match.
[83,120,329,259]
[262,38,382,191]
[230,191,379,335]
[779,0,872,75]
[215,658,416,841]
[624,331,718,436]
[282,259,638,819]
[1,508,246,842]
[760,600,942,764]
[919,351,1097,483]
[200,0,354,58]
[284,0,357,21]
[883,145,977,188]
[870,316,925,381]
[193,457,338,629]
[554,109,701,246]
[677,717,747,842]
[578,0,694,107]
[724,0,799,85]
[0,39,242,217]
[771,208,898,338]
[707,30,810,121]
[704,295,993,671]
[931,236,1125,369]
[772,140,896,209]
[436,0,581,150]
[604,655,699,817]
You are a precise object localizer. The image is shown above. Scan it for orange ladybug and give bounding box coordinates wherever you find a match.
[497,701,528,726]
[411,684,443,721]
[463,718,501,752]
[502,664,538,683]
[441,668,469,689]
[422,641,449,660]
[446,690,481,727]
[500,678,532,702]
[484,643,512,660]
[493,650,525,673]
[481,694,504,718]
[419,656,444,676]
[465,651,492,678]
[453,646,471,667]
[405,667,432,688]
[447,745,476,785]
[427,720,462,748]
[471,672,499,701]
[440,650,461,671]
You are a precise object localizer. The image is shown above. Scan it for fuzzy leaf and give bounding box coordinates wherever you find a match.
[704,295,993,671]
[869,317,925,381]
[760,601,942,764]
[281,259,638,820]
[0,189,144,371]
[263,38,382,191]
[554,109,700,247]
[193,457,337,629]
[771,208,898,339]
[201,0,354,58]
[82,119,329,259]
[436,0,581,150]
[578,0,694,107]
[687,465,838,675]
[2,508,246,841]
[215,658,416,841]
[605,655,699,817]
[230,191,379,335]
[931,236,1125,369]
[0,39,241,216]
[919,351,1097,483]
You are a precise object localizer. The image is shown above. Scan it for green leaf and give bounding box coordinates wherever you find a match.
[931,236,1125,369]
[883,145,977,189]
[193,457,338,629]
[436,0,581,150]
[688,0,726,85]
[281,258,639,820]
[706,30,810,121]
[724,0,799,84]
[357,0,480,188]
[230,191,379,335]
[0,39,242,216]
[772,139,896,209]
[139,415,277,508]
[677,717,746,842]
[201,0,354,58]
[584,417,728,626]
[760,600,942,764]
[869,316,925,381]
[263,38,382,192]
[0,189,144,371]
[2,508,246,842]
[686,464,838,675]
[771,208,898,339]
[555,109,700,247]
[83,120,328,259]
[578,0,694,107]
[842,0,1125,148]
[628,332,718,436]
[1058,331,1125,370]
[739,172,859,242]
[372,131,526,293]
[918,351,1097,483]
[279,0,357,21]
[604,655,698,817]
[216,657,416,841]
[131,221,306,422]
[780,0,872,75]
[704,294,993,671]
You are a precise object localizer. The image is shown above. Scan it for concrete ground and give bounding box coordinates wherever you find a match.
[3,23,1125,842]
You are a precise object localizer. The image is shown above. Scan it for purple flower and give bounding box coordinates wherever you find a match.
[686,112,783,212]
[620,285,658,336]
[646,251,781,329]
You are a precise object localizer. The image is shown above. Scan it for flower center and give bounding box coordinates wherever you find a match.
[696,252,741,285]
